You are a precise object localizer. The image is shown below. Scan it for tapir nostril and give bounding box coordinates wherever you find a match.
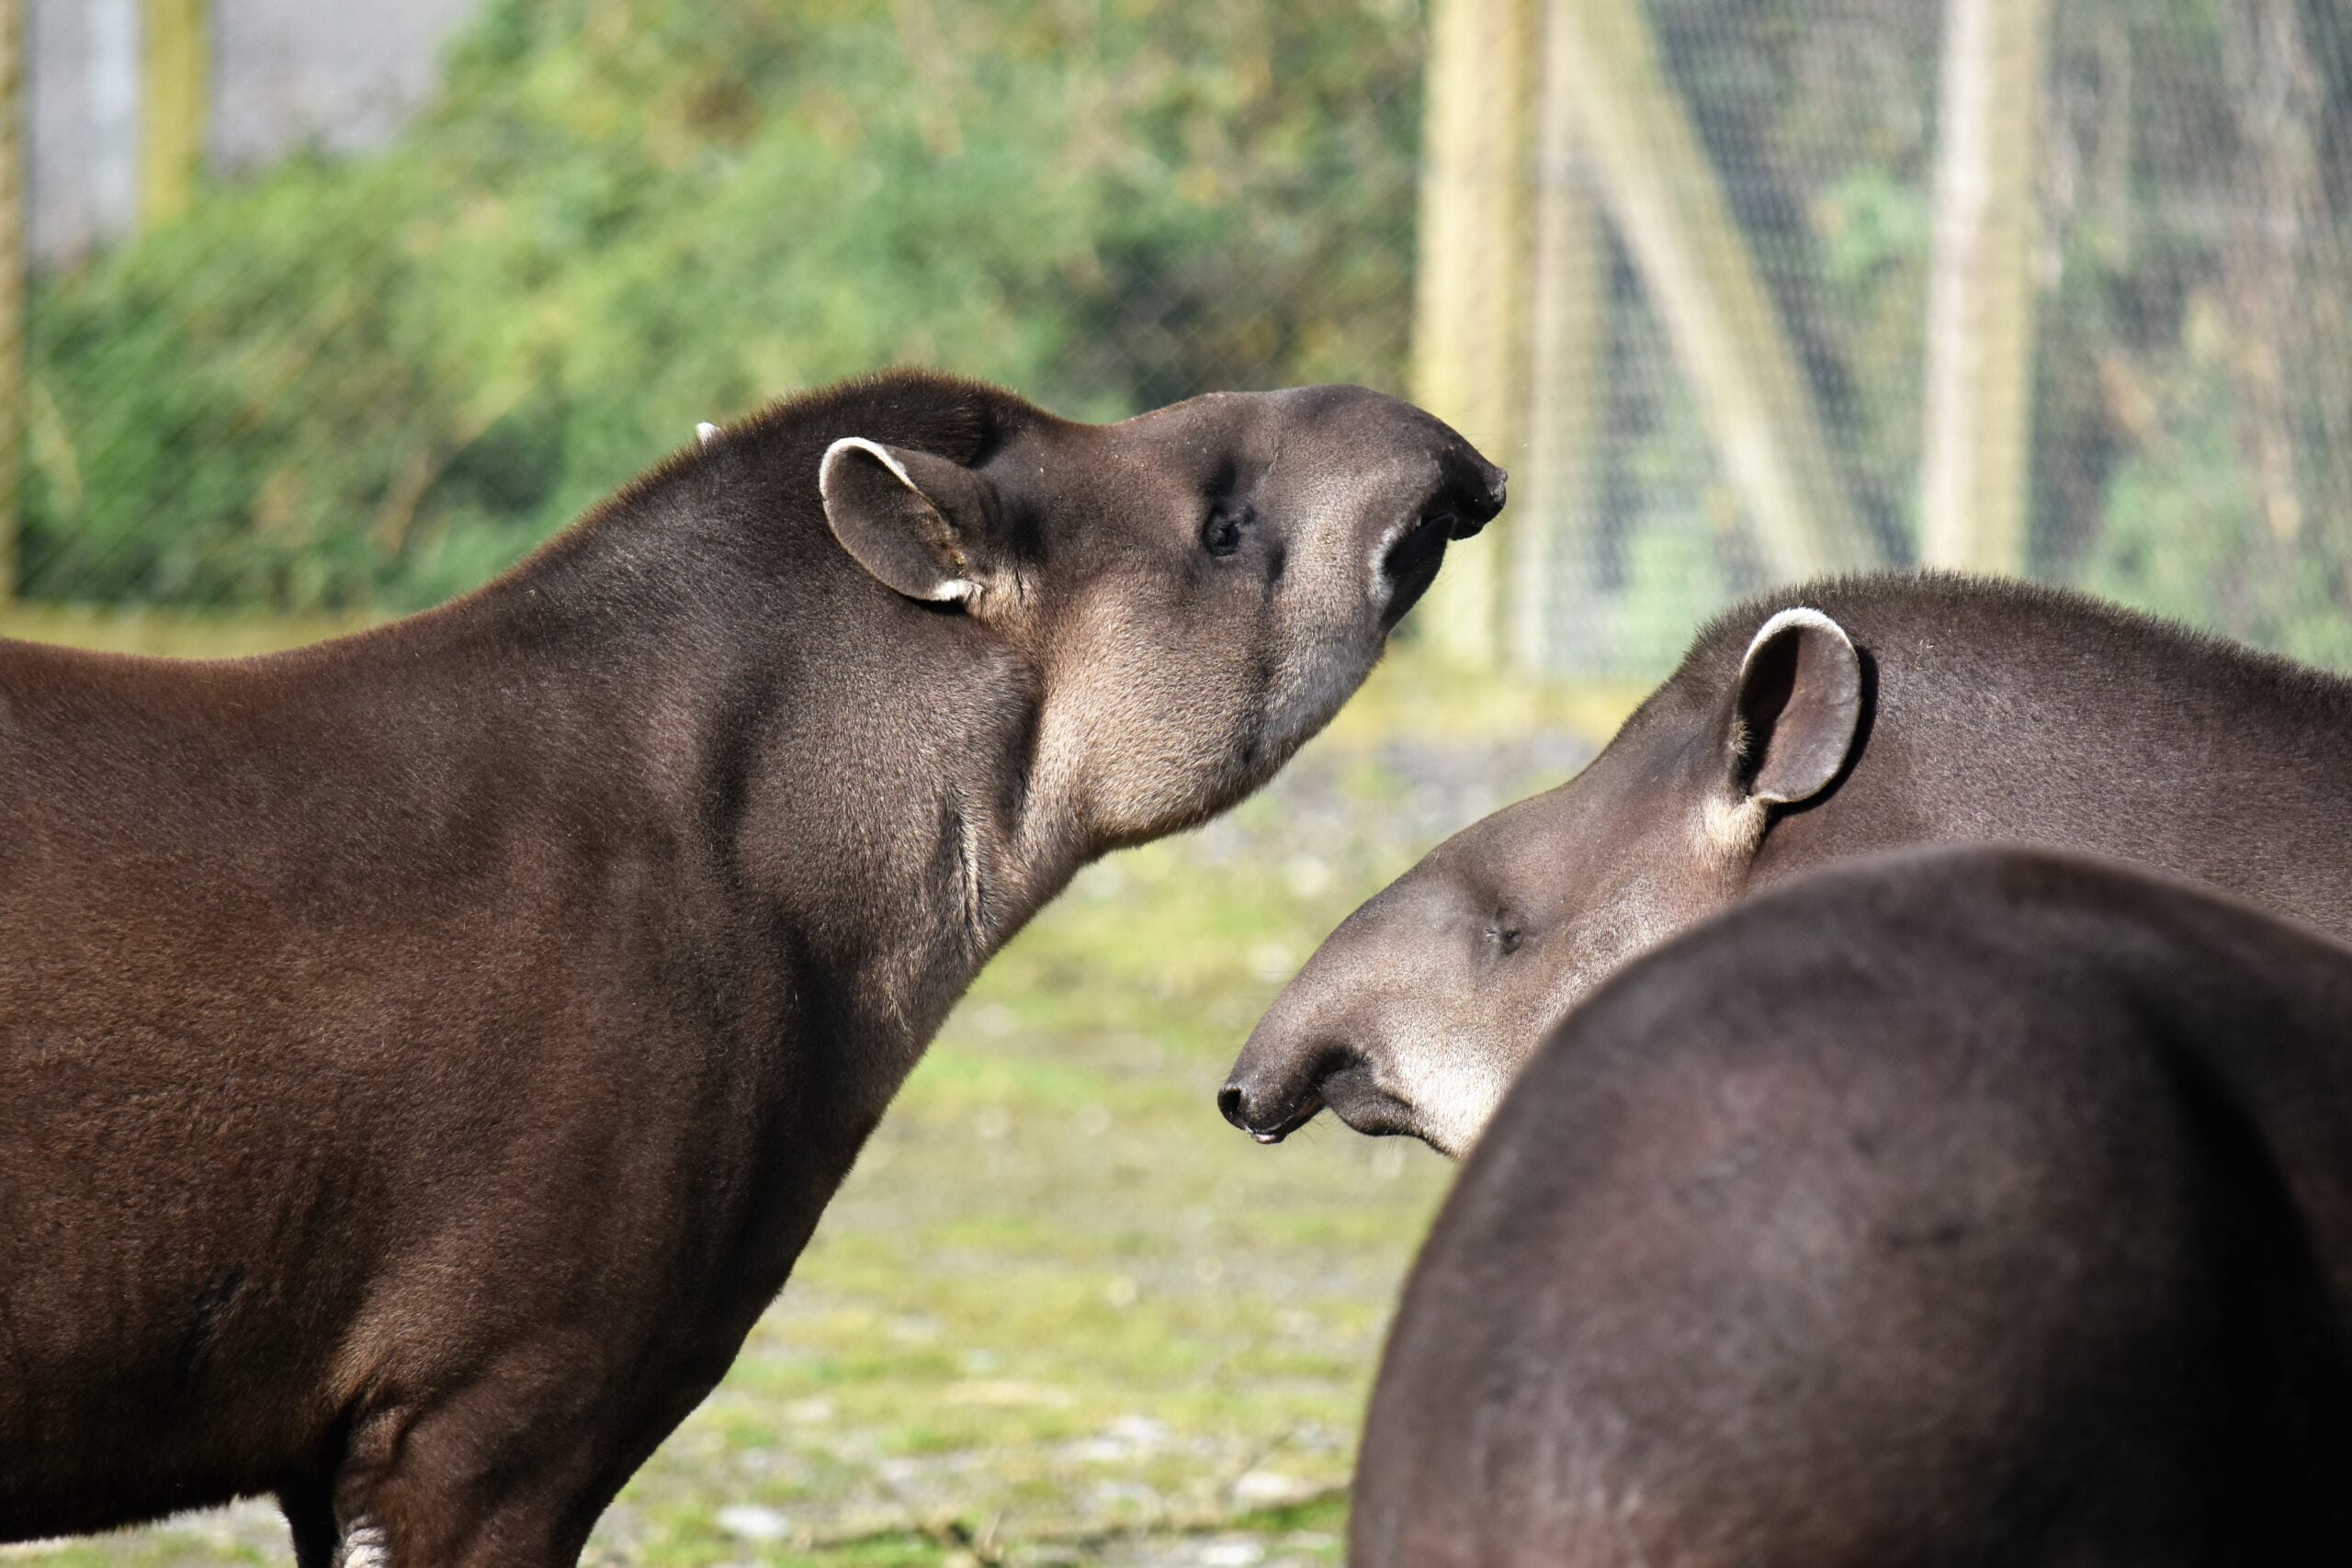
[1217,1083,1249,1131]
[1446,464,1508,537]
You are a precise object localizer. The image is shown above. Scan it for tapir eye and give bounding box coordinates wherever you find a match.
[1202,507,1249,558]
[1487,925,1523,956]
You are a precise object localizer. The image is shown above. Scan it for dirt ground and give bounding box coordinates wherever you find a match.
[16,650,1623,1568]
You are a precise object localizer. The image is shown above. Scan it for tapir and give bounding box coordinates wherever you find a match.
[1355,846,2352,1566]
[1223,572,2352,1154]
[0,368,1503,1562]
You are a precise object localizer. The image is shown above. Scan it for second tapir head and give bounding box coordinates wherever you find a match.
[1221,599,1866,1156]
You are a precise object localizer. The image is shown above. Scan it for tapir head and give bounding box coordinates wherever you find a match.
[1220,605,1866,1156]
[818,383,1507,848]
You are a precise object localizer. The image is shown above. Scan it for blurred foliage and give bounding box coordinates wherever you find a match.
[25,0,2352,665]
[25,0,1423,611]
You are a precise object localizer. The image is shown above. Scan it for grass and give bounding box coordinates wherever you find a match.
[6,621,1637,1568]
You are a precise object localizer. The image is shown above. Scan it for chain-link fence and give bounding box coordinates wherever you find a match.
[14,0,2352,679]
[1490,0,2352,676]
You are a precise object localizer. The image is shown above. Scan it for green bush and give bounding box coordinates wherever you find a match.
[25,0,1423,611]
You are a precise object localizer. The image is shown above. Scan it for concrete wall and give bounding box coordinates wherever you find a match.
[28,0,487,265]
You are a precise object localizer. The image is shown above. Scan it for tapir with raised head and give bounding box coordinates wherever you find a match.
[0,369,1503,1562]
[1223,572,2352,1155]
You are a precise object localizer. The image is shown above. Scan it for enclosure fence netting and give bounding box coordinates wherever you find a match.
[16,0,2352,677]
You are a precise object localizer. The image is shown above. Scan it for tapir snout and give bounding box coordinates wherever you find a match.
[1220,869,1504,1153]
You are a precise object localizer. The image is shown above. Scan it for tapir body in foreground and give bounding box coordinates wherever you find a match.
[1356,847,2352,1567]
[1224,573,2352,1154]
[0,370,1502,1562]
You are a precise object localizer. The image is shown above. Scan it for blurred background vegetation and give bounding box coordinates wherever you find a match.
[15,0,2352,669]
[20,0,1423,614]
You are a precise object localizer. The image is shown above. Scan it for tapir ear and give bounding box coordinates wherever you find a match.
[1726,607,1862,807]
[819,437,1000,605]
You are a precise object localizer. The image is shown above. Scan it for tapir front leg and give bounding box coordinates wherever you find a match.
[280,1485,339,1568]
[315,1344,716,1568]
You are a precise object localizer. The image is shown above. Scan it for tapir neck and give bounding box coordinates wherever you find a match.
[288,484,1091,1137]
[1747,612,2352,944]
[558,495,1101,1093]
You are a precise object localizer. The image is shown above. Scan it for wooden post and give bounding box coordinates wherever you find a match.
[141,0,210,229]
[1409,0,1538,668]
[1549,0,1875,581]
[1513,0,1608,673]
[1918,0,2050,574]
[0,0,22,604]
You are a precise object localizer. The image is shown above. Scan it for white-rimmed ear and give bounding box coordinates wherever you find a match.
[818,436,996,604]
[1726,606,1862,807]
[696,422,718,447]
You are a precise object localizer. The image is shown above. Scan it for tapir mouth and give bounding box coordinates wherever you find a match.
[1316,1065,1420,1140]
[1222,1056,1419,1145]
[1248,1090,1326,1145]
[1217,1078,1328,1145]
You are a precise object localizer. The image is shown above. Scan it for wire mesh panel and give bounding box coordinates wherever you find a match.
[15,0,2352,677]
[1471,0,2352,674]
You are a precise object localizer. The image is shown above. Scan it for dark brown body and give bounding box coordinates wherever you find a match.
[0,369,1503,1562]
[1356,848,2352,1566]
[1225,574,2352,1153]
